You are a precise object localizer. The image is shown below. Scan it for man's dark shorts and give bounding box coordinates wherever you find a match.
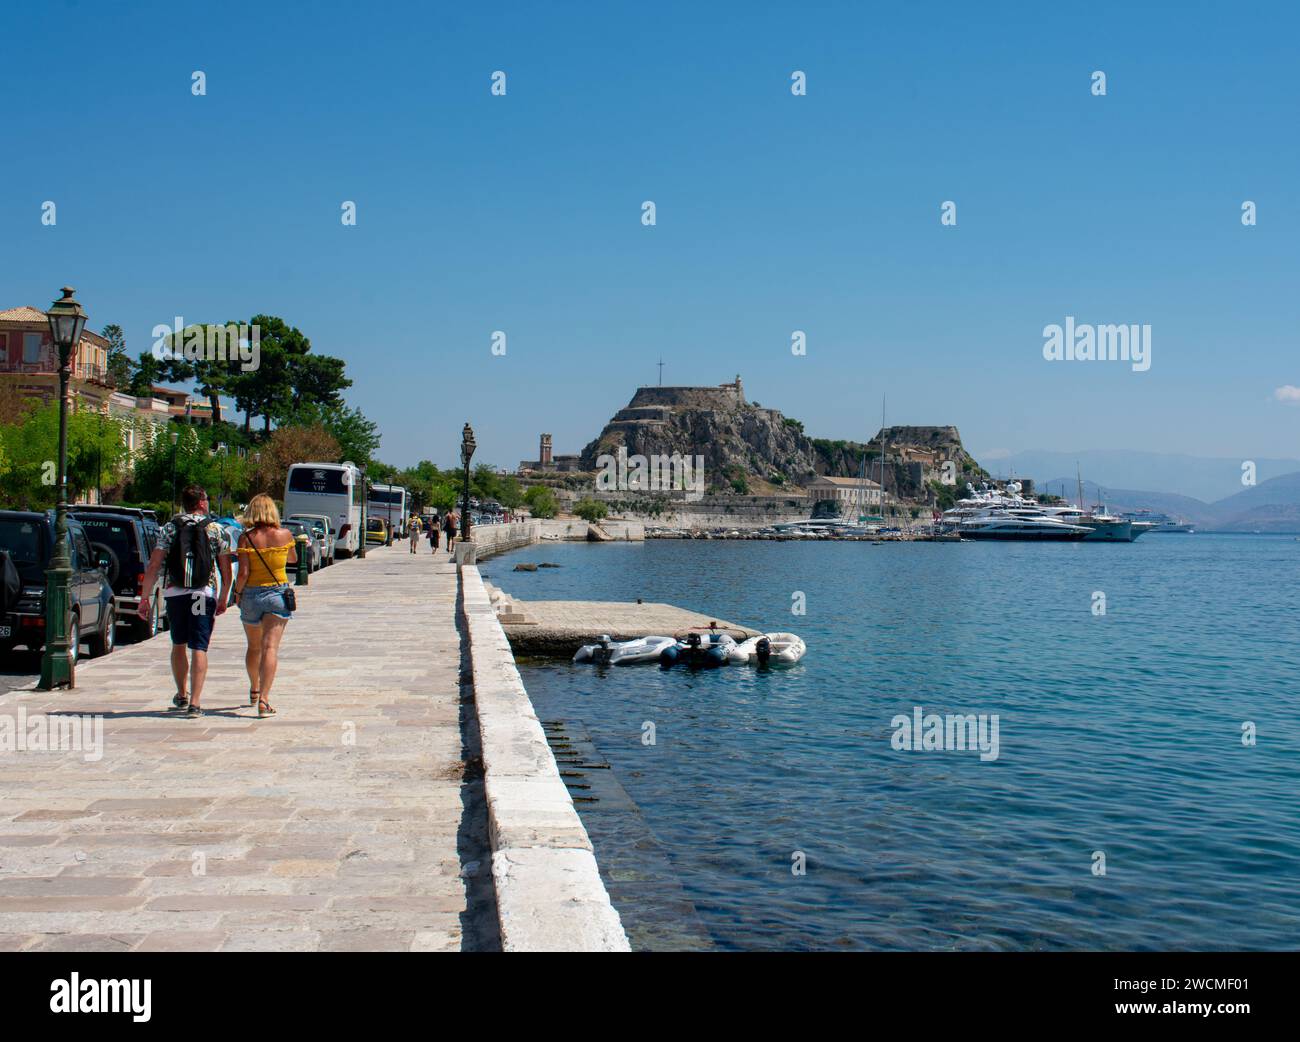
[165,593,216,652]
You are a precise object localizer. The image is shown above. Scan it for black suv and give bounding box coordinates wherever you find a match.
[0,510,117,662]
[71,505,166,640]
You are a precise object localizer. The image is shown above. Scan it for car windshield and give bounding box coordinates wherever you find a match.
[0,518,46,566]
[367,519,383,530]
[284,522,307,534]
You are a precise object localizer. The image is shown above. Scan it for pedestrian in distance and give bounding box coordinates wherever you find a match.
[233,494,297,719]
[408,514,422,554]
[136,484,233,718]
[443,510,458,554]
[429,512,440,553]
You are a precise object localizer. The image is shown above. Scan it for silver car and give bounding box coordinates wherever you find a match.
[287,514,334,566]
[282,520,321,572]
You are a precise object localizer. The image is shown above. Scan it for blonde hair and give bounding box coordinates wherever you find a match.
[243,493,281,528]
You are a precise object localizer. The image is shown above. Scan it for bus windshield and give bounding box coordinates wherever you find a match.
[288,467,350,496]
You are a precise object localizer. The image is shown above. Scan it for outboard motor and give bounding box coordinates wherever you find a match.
[755,636,772,667]
[592,634,614,665]
[684,631,703,667]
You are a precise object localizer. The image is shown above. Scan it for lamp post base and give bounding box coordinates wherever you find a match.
[38,562,75,690]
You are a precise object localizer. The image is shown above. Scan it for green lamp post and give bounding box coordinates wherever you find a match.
[460,422,476,543]
[38,287,88,690]
[357,466,368,559]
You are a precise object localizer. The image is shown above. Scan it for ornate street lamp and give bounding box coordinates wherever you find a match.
[460,423,476,542]
[39,287,87,690]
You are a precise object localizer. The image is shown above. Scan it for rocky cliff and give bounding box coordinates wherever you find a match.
[579,381,984,498]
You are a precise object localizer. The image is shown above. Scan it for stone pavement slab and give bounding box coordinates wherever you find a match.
[0,545,497,952]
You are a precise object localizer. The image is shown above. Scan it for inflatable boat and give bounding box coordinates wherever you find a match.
[728,632,806,666]
[659,631,737,669]
[573,634,677,666]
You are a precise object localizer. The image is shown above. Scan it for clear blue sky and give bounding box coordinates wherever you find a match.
[3,1,1297,470]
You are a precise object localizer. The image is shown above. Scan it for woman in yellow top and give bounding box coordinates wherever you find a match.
[234,494,297,718]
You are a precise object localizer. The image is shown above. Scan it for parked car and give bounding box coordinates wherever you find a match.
[287,514,334,566]
[70,505,165,640]
[0,510,117,661]
[365,517,389,544]
[283,519,320,571]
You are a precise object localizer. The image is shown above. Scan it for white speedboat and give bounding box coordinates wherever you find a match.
[728,632,807,666]
[573,634,677,665]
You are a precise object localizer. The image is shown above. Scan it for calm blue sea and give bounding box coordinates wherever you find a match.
[492,535,1300,951]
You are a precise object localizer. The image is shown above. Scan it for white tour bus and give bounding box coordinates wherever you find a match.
[283,461,364,558]
[367,484,409,538]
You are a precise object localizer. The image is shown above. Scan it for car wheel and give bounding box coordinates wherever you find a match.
[133,595,160,641]
[88,607,115,657]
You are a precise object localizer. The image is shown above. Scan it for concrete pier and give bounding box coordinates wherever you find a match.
[0,545,626,952]
[483,584,760,656]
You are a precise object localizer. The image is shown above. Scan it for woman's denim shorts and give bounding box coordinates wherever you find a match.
[239,584,294,624]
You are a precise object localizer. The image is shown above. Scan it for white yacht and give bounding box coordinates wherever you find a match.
[958,507,1092,541]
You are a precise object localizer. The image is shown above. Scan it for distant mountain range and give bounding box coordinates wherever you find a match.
[986,449,1300,504]
[1034,473,1300,532]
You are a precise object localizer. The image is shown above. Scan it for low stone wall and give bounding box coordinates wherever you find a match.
[459,565,630,952]
[470,521,540,559]
[536,519,645,541]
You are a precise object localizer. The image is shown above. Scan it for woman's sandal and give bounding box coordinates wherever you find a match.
[249,687,260,706]
[257,697,277,719]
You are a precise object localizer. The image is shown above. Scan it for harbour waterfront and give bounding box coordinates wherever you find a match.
[496,535,1300,950]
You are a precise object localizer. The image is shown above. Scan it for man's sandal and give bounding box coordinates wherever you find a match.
[171,692,189,711]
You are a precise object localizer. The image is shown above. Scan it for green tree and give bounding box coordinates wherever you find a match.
[523,485,558,519]
[0,403,130,508]
[304,403,380,465]
[101,324,133,389]
[573,498,608,523]
[126,424,250,511]
[228,315,311,432]
[129,348,162,397]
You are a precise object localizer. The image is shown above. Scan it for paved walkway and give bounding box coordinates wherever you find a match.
[0,544,497,952]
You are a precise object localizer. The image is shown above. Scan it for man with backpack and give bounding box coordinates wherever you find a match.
[136,484,233,717]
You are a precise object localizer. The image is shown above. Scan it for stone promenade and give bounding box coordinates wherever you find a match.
[0,544,498,952]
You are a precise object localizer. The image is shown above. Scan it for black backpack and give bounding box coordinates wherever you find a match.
[166,516,214,589]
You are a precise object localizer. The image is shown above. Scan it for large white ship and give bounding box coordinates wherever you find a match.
[1119,510,1195,533]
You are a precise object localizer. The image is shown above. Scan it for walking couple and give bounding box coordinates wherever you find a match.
[137,485,296,719]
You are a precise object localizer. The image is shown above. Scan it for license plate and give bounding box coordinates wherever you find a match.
[0,626,11,638]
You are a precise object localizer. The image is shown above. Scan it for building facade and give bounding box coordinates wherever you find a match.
[0,305,114,410]
[805,474,884,508]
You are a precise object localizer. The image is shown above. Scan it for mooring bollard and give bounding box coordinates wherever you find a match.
[295,535,310,585]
